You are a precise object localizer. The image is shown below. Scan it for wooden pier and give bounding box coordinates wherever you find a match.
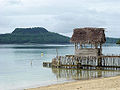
[43,62,52,67]
[43,28,120,70]
[43,55,120,70]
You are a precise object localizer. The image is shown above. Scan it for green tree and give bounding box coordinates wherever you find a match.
[0,27,70,44]
[116,40,120,44]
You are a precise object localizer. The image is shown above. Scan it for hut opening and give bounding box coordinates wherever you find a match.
[70,27,106,57]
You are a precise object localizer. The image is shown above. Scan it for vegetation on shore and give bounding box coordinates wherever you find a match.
[116,40,120,44]
[0,27,119,44]
[106,37,120,44]
[0,27,70,44]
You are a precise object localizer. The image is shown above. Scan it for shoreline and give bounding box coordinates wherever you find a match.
[25,75,120,90]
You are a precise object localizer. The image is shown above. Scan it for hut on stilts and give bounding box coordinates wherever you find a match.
[43,27,120,70]
[70,27,106,57]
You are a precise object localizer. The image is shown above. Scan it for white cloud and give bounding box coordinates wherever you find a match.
[0,0,120,37]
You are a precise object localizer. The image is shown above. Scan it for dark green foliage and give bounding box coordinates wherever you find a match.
[12,27,48,34]
[116,40,120,44]
[0,27,119,44]
[0,27,70,44]
[106,37,120,44]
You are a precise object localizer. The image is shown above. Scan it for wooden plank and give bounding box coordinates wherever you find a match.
[43,62,51,64]
[65,55,75,57]
[61,65,77,67]
[101,56,120,58]
[64,55,120,58]
[59,64,120,69]
[81,65,120,68]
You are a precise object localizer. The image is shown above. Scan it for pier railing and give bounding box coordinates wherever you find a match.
[48,55,120,70]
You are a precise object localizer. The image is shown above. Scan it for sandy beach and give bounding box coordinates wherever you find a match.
[26,75,120,90]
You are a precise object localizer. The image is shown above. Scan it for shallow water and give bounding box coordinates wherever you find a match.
[0,44,120,90]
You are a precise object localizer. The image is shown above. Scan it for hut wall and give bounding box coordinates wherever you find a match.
[75,48,100,57]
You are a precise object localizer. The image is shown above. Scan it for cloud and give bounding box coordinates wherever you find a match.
[0,0,120,37]
[50,12,106,33]
[7,0,22,5]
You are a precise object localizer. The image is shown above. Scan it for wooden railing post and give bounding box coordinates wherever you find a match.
[98,56,102,68]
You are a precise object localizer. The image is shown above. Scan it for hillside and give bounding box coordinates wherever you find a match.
[106,37,120,44]
[0,27,70,44]
[0,27,119,44]
[116,40,120,44]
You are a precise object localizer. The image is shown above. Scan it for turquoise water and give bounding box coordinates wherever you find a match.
[0,44,120,90]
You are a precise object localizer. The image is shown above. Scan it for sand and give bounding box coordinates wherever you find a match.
[26,76,120,90]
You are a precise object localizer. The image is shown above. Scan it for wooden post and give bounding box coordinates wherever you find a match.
[91,44,92,48]
[58,56,61,68]
[95,43,98,49]
[80,42,82,49]
[76,57,82,69]
[76,43,78,49]
[100,43,102,55]
[75,43,76,50]
[75,43,78,50]
[56,48,58,58]
[84,44,85,48]
[98,56,102,69]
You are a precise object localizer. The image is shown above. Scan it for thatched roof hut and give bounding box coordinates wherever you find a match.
[70,27,106,44]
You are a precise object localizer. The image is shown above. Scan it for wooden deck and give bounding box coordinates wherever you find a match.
[43,55,120,70]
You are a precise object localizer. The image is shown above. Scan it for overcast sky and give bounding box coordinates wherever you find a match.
[0,0,120,37]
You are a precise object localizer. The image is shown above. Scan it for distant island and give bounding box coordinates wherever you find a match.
[0,27,70,44]
[106,37,120,44]
[0,27,119,44]
[116,40,120,44]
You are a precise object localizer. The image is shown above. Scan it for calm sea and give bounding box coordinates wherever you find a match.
[0,44,120,90]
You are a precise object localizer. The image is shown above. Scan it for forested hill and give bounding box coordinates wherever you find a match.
[0,27,119,44]
[106,37,120,44]
[0,27,70,44]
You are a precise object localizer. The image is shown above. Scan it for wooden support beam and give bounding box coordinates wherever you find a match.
[95,43,98,49]
[43,55,120,70]
[100,43,102,55]
[91,44,92,48]
[80,42,82,49]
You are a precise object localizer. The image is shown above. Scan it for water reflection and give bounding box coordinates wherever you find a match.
[52,68,120,80]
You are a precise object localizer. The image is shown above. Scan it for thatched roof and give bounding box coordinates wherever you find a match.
[70,27,106,44]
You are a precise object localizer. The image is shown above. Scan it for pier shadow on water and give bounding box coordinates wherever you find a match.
[51,68,120,80]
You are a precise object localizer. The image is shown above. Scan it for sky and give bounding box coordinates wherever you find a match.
[0,0,120,37]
